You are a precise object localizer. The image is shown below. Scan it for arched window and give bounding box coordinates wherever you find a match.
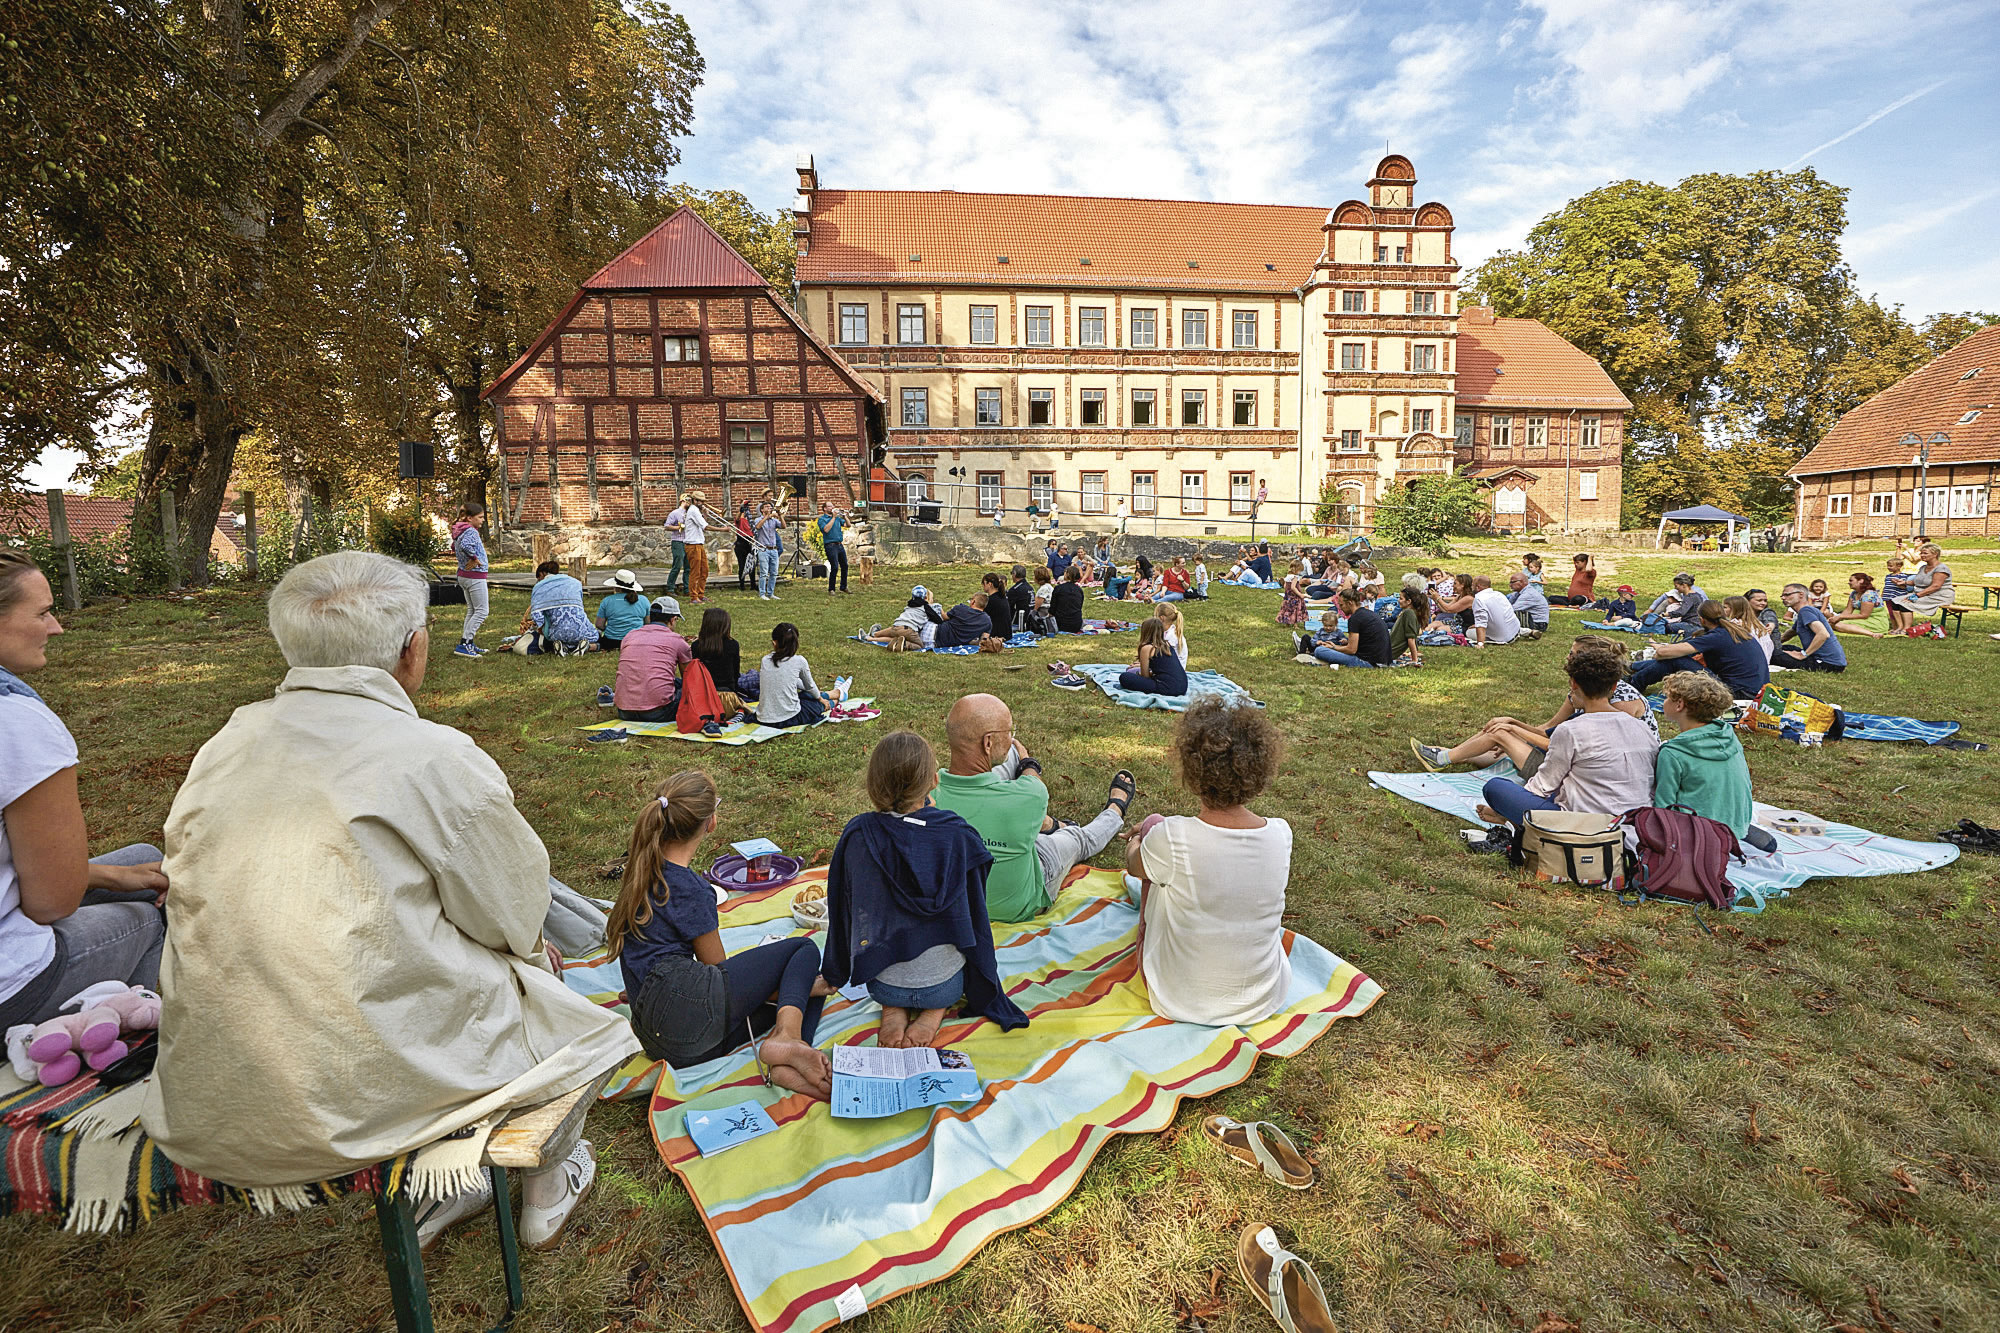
[903,472,929,503]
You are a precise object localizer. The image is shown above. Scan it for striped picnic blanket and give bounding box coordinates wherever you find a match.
[1637,693,1962,744]
[1070,663,1263,711]
[559,866,1381,1333]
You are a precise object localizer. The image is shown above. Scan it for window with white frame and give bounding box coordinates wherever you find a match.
[1339,342,1367,370]
[1027,388,1053,425]
[974,387,1002,426]
[1233,310,1258,348]
[1131,389,1156,426]
[1029,472,1054,511]
[1455,415,1473,447]
[1180,471,1206,514]
[1579,470,1599,500]
[1950,484,1989,518]
[1024,305,1054,346]
[1412,344,1438,372]
[1230,472,1254,513]
[838,303,869,344]
[1524,416,1548,447]
[660,335,701,361]
[1079,388,1106,426]
[1181,308,1209,348]
[1959,409,1983,424]
[1491,415,1513,449]
[1411,408,1434,433]
[1181,390,1206,426]
[969,305,997,344]
[1870,492,1896,516]
[1411,291,1437,314]
[1494,487,1527,515]
[1339,428,1364,452]
[1394,246,1408,263]
[1130,308,1157,347]
[1131,472,1157,514]
[1375,245,1388,262]
[1080,473,1106,513]
[1078,306,1107,347]
[976,471,1003,514]
[1580,416,1601,449]
[902,473,928,503]
[900,387,928,426]
[1924,487,1949,518]
[1340,290,1367,313]
[1233,391,1257,426]
[1825,493,1851,517]
[897,303,926,344]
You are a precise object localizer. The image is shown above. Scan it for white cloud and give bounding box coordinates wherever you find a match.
[1784,81,1947,169]
[1524,0,1739,129]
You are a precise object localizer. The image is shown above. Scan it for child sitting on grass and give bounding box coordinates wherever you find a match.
[609,771,833,1098]
[1125,697,1293,1026]
[1654,672,1779,854]
[1120,616,1188,696]
[758,622,846,726]
[823,731,1028,1048]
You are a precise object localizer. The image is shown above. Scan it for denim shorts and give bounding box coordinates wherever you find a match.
[867,972,965,1011]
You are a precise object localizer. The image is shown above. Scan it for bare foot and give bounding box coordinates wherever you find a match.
[876,1007,909,1048]
[903,1007,950,1048]
[1475,803,1503,824]
[761,1037,832,1100]
[809,974,836,998]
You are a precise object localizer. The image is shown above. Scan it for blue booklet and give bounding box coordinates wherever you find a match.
[684,1099,778,1155]
[830,1046,981,1119]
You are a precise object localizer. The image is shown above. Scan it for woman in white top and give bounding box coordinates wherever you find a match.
[0,552,170,1032]
[1125,697,1291,1027]
[1476,641,1658,830]
[757,622,841,727]
[1156,601,1190,669]
[1885,542,1954,633]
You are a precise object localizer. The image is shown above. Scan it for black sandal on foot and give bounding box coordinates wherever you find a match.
[1106,770,1136,816]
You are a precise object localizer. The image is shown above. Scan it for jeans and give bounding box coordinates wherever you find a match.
[1106,576,1131,599]
[765,693,827,729]
[1312,647,1377,668]
[667,541,687,593]
[1626,657,1716,693]
[1117,668,1182,694]
[868,971,965,1011]
[1772,649,1844,673]
[670,938,826,1068]
[757,547,780,597]
[1157,591,1184,602]
[1032,803,1126,902]
[457,578,489,641]
[0,845,168,1030]
[617,700,678,723]
[1480,777,1561,829]
[825,541,848,592]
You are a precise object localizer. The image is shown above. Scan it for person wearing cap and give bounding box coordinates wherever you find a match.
[681,489,716,603]
[1599,584,1639,623]
[863,586,943,650]
[817,500,852,596]
[754,501,784,600]
[594,571,652,652]
[662,493,692,597]
[612,597,691,721]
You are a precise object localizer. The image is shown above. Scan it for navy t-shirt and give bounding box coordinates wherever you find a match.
[618,862,719,997]
[936,602,990,648]
[1248,555,1273,583]
[1689,627,1771,699]
[1792,606,1847,667]
[1346,605,1392,664]
[1147,645,1189,694]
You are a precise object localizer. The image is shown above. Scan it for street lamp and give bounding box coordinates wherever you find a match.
[1902,430,1950,539]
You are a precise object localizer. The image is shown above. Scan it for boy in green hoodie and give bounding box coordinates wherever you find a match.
[1655,672,1778,853]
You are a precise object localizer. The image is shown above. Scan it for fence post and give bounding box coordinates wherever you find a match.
[44,489,83,611]
[242,490,260,580]
[160,489,183,588]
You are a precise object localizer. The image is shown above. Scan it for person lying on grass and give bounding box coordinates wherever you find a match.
[864,585,943,651]
[822,731,1029,1049]
[611,770,832,1098]
[934,590,994,650]
[1654,671,1779,855]
[1412,636,1656,778]
[1474,642,1659,832]
[932,694,1135,923]
[1125,696,1293,1027]
[1119,616,1189,696]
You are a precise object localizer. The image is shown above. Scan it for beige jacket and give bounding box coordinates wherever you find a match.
[140,667,639,1186]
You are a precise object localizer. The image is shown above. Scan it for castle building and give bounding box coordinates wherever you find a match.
[792,154,1627,535]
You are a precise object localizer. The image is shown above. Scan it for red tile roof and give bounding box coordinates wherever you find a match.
[1790,323,2000,476]
[1,494,137,540]
[1455,308,1631,411]
[583,206,771,291]
[799,188,1329,293]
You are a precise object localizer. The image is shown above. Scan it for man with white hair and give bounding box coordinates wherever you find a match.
[141,552,640,1250]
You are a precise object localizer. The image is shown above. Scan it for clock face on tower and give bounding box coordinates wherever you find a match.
[1380,185,1406,207]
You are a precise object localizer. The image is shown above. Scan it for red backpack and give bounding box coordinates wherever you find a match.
[675,659,726,733]
[1620,805,1742,912]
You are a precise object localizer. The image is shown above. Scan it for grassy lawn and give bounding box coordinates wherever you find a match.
[3,538,1997,1333]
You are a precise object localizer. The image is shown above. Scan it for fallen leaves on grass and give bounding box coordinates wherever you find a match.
[1398,1121,1445,1142]
[1065,1322,1106,1333]
[1416,914,1448,927]
[1495,1250,1530,1268]
[1891,1167,1920,1195]
[1530,1317,1581,1333]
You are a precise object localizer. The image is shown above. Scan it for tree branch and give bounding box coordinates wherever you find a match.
[256,0,405,146]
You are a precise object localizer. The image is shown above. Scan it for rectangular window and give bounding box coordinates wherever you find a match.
[1375,245,1388,263]
[969,304,998,345]
[660,334,701,361]
[1579,471,1599,501]
[1825,494,1851,517]
[1580,416,1601,449]
[727,424,766,477]
[1339,342,1367,370]
[974,387,1002,426]
[1923,487,1949,519]
[1025,305,1054,346]
[1233,391,1257,427]
[1230,472,1254,514]
[1340,290,1367,313]
[1181,308,1209,348]
[1412,344,1438,372]
[1079,388,1106,426]
[1129,308,1158,347]
[1131,472,1157,515]
[1232,310,1258,348]
[1181,390,1206,426]
[1492,415,1513,449]
[1180,471,1206,515]
[1950,484,1989,518]
[1455,414,1473,447]
[1131,389,1156,426]
[837,304,868,344]
[1869,491,1897,516]
[1394,246,1407,263]
[1080,473,1106,513]
[1029,472,1054,510]
[1027,388,1053,425]
[897,303,926,344]
[1525,416,1548,447]
[977,471,1003,515]
[1411,408,1434,433]
[900,387,928,426]
[1339,429,1364,452]
[1077,306,1106,347]
[1411,291,1437,314]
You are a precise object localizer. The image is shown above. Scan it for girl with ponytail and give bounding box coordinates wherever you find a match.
[607,771,832,1098]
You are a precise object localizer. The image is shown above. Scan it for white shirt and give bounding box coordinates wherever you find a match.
[1163,623,1188,667]
[1471,588,1521,644]
[1138,814,1293,1026]
[1526,709,1659,816]
[0,693,73,1004]
[681,504,708,542]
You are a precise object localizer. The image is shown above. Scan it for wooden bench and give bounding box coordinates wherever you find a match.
[373,1069,613,1333]
[1981,585,2000,611]
[1937,605,1975,637]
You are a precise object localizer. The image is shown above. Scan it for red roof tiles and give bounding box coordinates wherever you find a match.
[583,207,771,291]
[2,495,138,541]
[1790,323,2000,476]
[1455,308,1631,411]
[798,188,1329,293]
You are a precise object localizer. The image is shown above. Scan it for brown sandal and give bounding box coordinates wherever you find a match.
[1236,1223,1339,1332]
[1201,1115,1316,1189]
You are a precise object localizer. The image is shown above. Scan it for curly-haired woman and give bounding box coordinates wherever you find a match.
[1123,697,1291,1026]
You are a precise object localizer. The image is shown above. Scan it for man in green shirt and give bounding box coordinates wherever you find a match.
[933,694,1135,921]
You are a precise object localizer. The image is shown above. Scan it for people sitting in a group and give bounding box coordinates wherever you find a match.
[1885,542,1953,632]
[1126,556,1160,603]
[1775,583,1847,672]
[1411,635,1654,776]
[757,623,842,727]
[1881,555,1913,604]
[1353,561,1386,597]
[1125,696,1293,1026]
[1431,574,1475,633]
[1050,567,1087,634]
[935,591,996,650]
[1160,559,1190,602]
[1831,571,1888,638]
[822,731,1028,1049]
[690,608,751,727]
[981,572,1013,640]
[1597,584,1639,623]
[1276,563,1309,627]
[1806,578,1832,612]
[1555,552,1597,607]
[932,694,1134,922]
[1312,588,1391,668]
[1387,586,1427,666]
[0,552,169,1035]
[1193,557,1210,598]
[594,570,652,652]
[1647,572,1707,635]
[1031,566,1056,620]
[866,586,944,651]
[1103,557,1129,600]
[612,596,690,722]
[1007,564,1034,631]
[1520,553,1546,588]
[1475,642,1659,831]
[527,560,599,654]
[142,551,638,1246]
[1629,597,1770,699]
[1508,571,1549,634]
[1653,672,1779,854]
[1121,617,1189,696]
[1247,544,1274,584]
[1471,575,1521,646]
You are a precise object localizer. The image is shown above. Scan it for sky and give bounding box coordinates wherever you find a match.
[23,0,2000,489]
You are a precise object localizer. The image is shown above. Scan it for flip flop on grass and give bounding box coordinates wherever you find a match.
[1106,770,1136,816]
[1201,1115,1316,1189]
[1236,1223,1339,1332]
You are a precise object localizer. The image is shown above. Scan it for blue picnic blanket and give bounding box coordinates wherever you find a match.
[1226,577,1284,590]
[848,632,1041,654]
[1638,693,1961,744]
[1578,619,1648,634]
[1071,663,1262,712]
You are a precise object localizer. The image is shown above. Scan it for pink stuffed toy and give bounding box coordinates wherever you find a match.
[15,982,161,1086]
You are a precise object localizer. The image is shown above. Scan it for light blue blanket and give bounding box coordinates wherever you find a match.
[1072,663,1262,712]
[1639,692,1963,745]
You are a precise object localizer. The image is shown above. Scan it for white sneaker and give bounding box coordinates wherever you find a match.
[415,1177,494,1252]
[519,1139,596,1251]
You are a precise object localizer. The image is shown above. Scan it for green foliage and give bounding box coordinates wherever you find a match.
[9,526,175,600]
[368,503,443,567]
[667,184,796,291]
[1371,472,1489,555]
[84,450,145,500]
